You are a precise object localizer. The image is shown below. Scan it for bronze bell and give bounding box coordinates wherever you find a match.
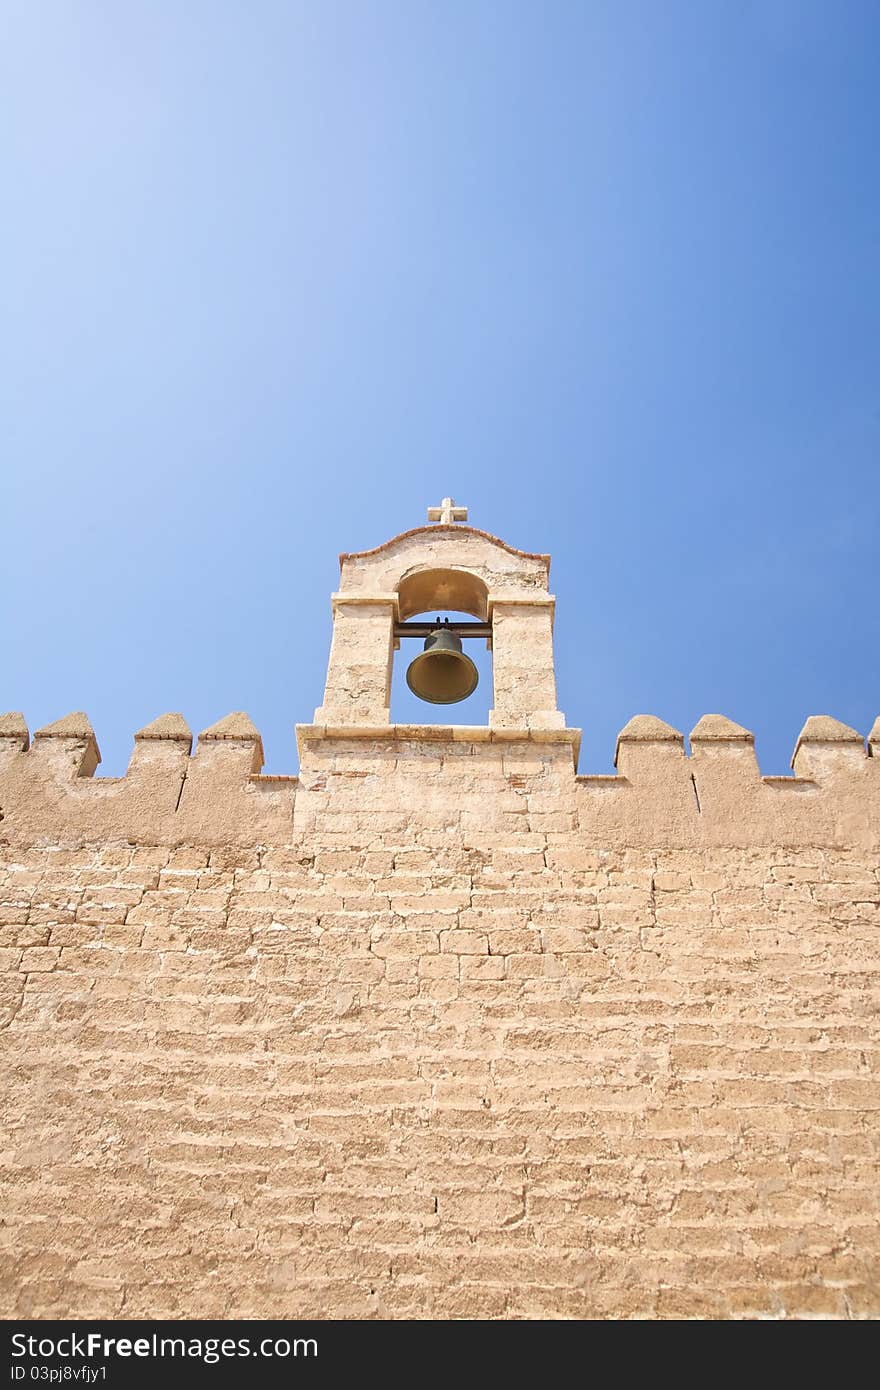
[406,619,479,704]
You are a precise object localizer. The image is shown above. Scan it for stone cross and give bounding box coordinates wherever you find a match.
[427,497,468,524]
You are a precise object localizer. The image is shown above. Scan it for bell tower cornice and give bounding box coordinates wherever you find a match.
[340,526,550,573]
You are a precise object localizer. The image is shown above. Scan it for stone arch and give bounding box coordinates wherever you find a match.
[397,567,490,621]
[337,525,551,602]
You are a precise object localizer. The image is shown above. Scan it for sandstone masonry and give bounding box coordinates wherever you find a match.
[1,506,878,1319]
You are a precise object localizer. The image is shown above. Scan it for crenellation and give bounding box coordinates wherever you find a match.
[790,715,868,783]
[0,712,29,754]
[30,712,101,780]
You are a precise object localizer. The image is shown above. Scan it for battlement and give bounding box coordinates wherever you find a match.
[1,708,877,850]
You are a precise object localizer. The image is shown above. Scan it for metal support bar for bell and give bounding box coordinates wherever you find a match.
[394,621,492,639]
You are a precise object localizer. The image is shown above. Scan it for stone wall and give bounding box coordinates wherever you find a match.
[1,709,878,1319]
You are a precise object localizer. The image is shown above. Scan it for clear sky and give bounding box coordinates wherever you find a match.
[3,1,878,776]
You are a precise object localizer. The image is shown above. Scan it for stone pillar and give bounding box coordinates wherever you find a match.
[314,594,396,726]
[489,599,565,731]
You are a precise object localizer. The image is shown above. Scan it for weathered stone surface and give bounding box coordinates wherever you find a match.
[135,713,193,745]
[198,712,264,768]
[792,714,863,753]
[617,714,683,743]
[797,714,863,743]
[199,711,262,743]
[690,714,754,742]
[33,711,98,744]
[31,711,101,773]
[0,712,28,747]
[614,715,684,769]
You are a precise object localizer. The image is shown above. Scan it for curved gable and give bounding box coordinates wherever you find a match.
[338,524,551,599]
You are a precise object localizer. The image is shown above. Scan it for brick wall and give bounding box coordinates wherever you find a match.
[1,718,878,1319]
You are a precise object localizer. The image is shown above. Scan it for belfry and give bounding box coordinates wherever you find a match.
[306,496,576,746]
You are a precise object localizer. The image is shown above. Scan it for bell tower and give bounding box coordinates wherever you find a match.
[300,501,578,761]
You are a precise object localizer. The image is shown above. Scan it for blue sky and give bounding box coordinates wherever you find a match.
[3,1,878,775]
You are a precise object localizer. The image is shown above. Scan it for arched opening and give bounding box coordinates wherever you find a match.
[397,567,489,622]
[393,569,492,724]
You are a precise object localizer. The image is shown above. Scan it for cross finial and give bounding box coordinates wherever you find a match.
[427,496,468,525]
